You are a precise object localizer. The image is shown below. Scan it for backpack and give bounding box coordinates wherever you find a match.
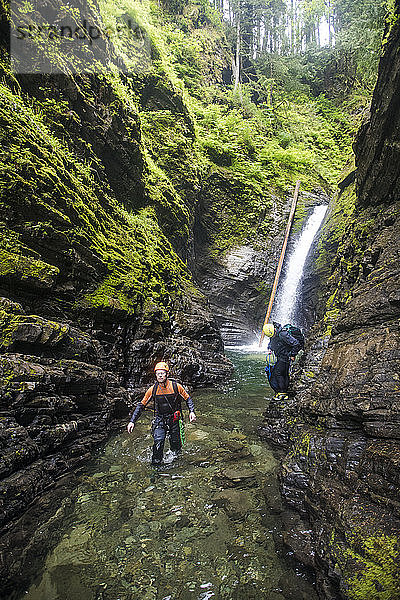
[281,324,305,350]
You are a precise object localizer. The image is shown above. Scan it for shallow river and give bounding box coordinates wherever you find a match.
[7,351,317,600]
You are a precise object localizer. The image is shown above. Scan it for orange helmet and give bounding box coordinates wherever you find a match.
[154,361,169,372]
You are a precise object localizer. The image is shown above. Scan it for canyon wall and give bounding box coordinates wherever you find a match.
[260,10,400,599]
[0,0,232,533]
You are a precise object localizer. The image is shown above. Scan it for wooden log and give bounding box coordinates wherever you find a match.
[259,180,300,346]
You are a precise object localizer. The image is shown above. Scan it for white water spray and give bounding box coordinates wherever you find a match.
[226,204,328,351]
[273,204,328,326]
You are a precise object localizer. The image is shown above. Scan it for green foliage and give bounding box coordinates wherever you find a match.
[0,57,196,322]
[0,249,60,288]
[96,0,364,261]
[194,86,353,196]
[135,0,363,257]
[0,0,380,325]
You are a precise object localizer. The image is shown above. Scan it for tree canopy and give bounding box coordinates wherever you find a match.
[210,0,394,96]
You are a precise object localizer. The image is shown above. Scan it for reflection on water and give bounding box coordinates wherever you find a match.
[8,352,317,600]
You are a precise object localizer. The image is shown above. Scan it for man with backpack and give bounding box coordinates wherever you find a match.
[263,322,304,398]
[127,361,196,465]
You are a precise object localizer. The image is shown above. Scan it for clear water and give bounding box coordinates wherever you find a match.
[8,351,317,600]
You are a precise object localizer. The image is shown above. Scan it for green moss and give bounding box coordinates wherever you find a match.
[315,175,378,336]
[292,196,307,234]
[0,357,16,390]
[330,530,400,600]
[0,312,74,349]
[288,430,312,461]
[82,274,137,315]
[140,109,201,196]
[255,281,273,302]
[142,297,170,323]
[316,176,357,271]
[76,207,195,318]
[0,46,199,324]
[0,249,59,288]
[142,150,191,241]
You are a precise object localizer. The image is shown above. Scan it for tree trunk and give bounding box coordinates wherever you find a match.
[290,0,295,53]
[326,0,332,47]
[233,10,242,102]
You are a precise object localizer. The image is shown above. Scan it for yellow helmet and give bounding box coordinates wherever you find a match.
[263,323,275,337]
[154,361,169,372]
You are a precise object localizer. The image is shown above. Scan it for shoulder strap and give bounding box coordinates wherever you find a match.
[151,382,159,415]
[171,379,179,398]
[170,379,184,403]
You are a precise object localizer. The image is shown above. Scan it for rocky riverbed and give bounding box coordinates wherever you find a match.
[1,351,318,600]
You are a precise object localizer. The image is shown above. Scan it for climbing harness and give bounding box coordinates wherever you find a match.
[265,350,277,380]
[265,350,277,381]
[266,350,277,367]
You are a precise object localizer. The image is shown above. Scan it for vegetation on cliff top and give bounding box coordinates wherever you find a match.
[0,0,392,320]
[108,0,389,254]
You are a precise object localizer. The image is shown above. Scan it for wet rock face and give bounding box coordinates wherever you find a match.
[260,15,400,600]
[0,9,232,532]
[195,243,276,345]
[267,204,400,598]
[355,16,400,209]
[195,185,328,345]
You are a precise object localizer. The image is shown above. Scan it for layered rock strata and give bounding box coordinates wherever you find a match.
[259,12,400,600]
[0,0,232,534]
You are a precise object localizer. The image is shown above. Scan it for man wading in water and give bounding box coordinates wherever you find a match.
[127,362,196,465]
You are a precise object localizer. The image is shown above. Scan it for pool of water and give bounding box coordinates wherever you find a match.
[5,351,317,600]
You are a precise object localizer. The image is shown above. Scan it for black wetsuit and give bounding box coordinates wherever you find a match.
[267,325,301,393]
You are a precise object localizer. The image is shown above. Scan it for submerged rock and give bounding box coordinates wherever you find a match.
[212,488,253,519]
[216,467,259,488]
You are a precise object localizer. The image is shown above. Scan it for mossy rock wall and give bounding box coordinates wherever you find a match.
[0,0,233,533]
[259,13,400,600]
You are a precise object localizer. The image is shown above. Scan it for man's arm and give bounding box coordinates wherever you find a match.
[127,386,153,432]
[177,383,196,422]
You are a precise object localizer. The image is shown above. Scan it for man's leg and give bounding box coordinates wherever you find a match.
[268,367,279,393]
[271,359,289,393]
[169,419,182,455]
[152,418,166,465]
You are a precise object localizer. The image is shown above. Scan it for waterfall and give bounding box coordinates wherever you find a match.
[272,204,328,327]
[226,203,328,351]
